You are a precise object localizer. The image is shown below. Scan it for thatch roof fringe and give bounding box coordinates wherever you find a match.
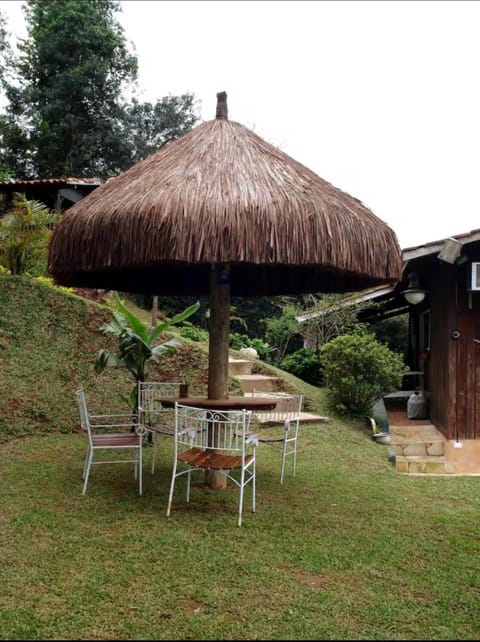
[48,119,401,283]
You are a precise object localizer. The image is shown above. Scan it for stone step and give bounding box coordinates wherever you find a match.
[390,439,445,457]
[228,358,254,376]
[233,374,282,393]
[390,423,445,457]
[395,455,456,475]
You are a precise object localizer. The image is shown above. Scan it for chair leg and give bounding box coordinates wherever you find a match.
[186,469,192,503]
[238,467,246,527]
[138,447,143,496]
[82,449,94,495]
[151,432,158,474]
[166,460,178,517]
[82,446,91,480]
[292,439,297,477]
[280,438,288,484]
[252,456,256,514]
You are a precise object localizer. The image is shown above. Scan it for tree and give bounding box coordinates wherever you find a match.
[95,292,200,414]
[296,293,372,353]
[0,8,11,85]
[121,94,200,166]
[368,314,409,360]
[0,8,14,179]
[0,1,199,178]
[0,193,59,275]
[265,303,303,364]
[1,0,138,178]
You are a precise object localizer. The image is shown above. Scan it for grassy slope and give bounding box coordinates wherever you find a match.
[0,275,321,441]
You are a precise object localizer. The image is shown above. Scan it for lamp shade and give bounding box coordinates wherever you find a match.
[401,273,426,305]
[403,289,426,305]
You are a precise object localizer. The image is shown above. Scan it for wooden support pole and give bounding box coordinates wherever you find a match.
[206,263,231,489]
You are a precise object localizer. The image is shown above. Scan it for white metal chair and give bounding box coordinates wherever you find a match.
[251,389,304,483]
[76,387,146,495]
[166,403,257,527]
[137,381,187,473]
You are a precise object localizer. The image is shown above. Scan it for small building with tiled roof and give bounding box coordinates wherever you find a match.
[0,177,102,213]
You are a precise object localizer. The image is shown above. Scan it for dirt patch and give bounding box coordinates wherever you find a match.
[176,597,208,614]
[293,569,331,589]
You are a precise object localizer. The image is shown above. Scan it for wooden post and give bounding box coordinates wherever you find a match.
[206,263,230,489]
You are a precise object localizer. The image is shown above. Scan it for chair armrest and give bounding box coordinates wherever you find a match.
[90,421,148,437]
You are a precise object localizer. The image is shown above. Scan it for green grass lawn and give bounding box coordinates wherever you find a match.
[1,275,479,639]
[1,419,479,640]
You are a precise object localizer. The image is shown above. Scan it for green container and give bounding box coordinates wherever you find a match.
[372,397,390,433]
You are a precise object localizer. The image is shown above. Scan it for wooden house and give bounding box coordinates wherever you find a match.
[297,229,480,471]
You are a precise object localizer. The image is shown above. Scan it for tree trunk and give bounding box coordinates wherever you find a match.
[206,263,230,489]
[151,295,158,328]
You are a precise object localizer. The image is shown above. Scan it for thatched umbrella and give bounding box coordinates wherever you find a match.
[48,90,401,417]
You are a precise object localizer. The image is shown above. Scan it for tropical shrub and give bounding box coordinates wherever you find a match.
[320,330,407,419]
[95,292,199,412]
[0,193,59,276]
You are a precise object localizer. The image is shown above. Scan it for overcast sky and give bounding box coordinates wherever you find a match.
[1,0,480,250]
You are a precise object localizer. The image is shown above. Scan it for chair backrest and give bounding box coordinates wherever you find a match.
[174,403,252,456]
[138,381,186,429]
[251,389,303,424]
[75,387,93,446]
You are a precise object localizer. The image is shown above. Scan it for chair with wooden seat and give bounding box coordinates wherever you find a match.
[137,381,187,473]
[251,389,304,483]
[166,403,257,527]
[76,387,146,495]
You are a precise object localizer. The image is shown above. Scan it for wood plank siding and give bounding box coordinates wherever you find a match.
[424,249,480,441]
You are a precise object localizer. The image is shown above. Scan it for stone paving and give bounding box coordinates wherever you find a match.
[386,407,480,475]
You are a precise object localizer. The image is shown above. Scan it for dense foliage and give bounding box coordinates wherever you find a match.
[0,0,199,178]
[367,314,409,359]
[280,347,323,386]
[320,330,407,419]
[264,304,303,364]
[229,332,274,361]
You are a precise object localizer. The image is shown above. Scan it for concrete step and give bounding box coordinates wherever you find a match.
[228,358,254,376]
[233,374,282,393]
[297,411,330,424]
[395,455,456,475]
[241,392,329,425]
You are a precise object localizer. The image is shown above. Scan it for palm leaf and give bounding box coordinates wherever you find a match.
[113,292,149,342]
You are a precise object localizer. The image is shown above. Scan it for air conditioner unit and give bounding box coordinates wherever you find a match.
[470,262,480,291]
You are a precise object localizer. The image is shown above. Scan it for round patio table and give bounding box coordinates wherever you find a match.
[158,396,277,411]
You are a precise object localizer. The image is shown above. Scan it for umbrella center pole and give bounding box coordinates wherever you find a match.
[206,263,231,489]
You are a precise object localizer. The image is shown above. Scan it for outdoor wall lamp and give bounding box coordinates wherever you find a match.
[402,273,427,305]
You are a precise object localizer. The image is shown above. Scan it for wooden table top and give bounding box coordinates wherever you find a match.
[159,396,277,411]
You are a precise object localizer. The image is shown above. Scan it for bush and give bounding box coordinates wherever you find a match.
[178,322,209,342]
[320,330,407,419]
[280,348,323,386]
